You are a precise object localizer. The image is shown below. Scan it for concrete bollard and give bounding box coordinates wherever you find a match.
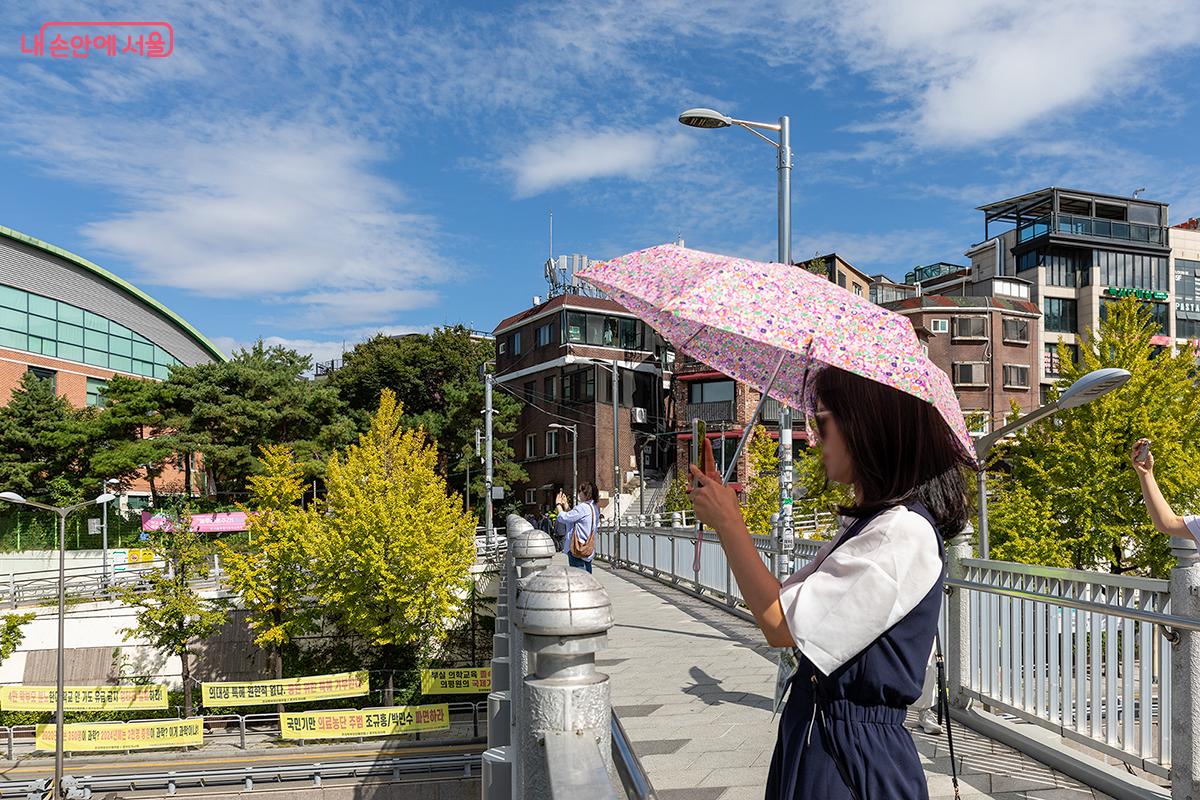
[944,522,973,709]
[507,516,556,800]
[1169,535,1200,800]
[515,565,616,798]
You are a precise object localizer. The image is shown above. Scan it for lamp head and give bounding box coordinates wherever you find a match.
[1057,368,1131,410]
[95,493,117,505]
[0,492,26,505]
[678,107,732,129]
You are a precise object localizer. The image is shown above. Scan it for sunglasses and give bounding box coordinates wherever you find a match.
[813,411,832,439]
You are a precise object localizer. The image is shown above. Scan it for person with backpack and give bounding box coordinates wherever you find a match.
[554,482,599,572]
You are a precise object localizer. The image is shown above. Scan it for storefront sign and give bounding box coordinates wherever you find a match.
[1104,287,1167,301]
[420,668,491,694]
[35,718,202,752]
[1,684,168,711]
[201,671,369,707]
[279,705,449,740]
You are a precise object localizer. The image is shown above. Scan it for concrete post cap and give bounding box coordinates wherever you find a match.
[1170,534,1200,565]
[511,528,556,561]
[506,514,533,538]
[514,566,613,637]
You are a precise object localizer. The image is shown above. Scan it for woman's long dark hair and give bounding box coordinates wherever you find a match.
[812,366,970,538]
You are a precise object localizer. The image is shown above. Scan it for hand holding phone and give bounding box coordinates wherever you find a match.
[691,418,708,574]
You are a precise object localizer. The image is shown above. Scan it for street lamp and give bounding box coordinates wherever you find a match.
[100,479,120,587]
[973,367,1131,558]
[588,358,622,567]
[679,106,794,579]
[0,490,116,800]
[548,423,578,505]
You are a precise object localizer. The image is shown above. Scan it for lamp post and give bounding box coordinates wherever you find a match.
[0,490,116,800]
[548,423,578,505]
[679,106,793,578]
[973,367,1130,558]
[100,479,120,588]
[588,358,621,567]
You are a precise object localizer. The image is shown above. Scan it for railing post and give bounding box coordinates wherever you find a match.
[945,521,973,710]
[482,520,517,800]
[515,565,615,798]
[508,516,556,800]
[1169,534,1200,800]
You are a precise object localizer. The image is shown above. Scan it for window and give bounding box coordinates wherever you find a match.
[1043,298,1078,333]
[853,285,863,297]
[536,323,553,348]
[546,430,559,456]
[525,434,536,460]
[619,318,643,350]
[602,317,618,347]
[1002,317,1029,343]
[837,271,847,288]
[952,316,987,340]
[511,332,521,356]
[525,489,536,504]
[930,318,949,334]
[499,340,507,355]
[523,381,535,403]
[689,380,735,404]
[566,312,586,343]
[544,376,557,401]
[1096,251,1168,291]
[952,363,987,386]
[1044,343,1079,377]
[562,369,594,403]
[1101,298,1168,335]
[1003,364,1030,388]
[27,366,56,391]
[86,377,108,407]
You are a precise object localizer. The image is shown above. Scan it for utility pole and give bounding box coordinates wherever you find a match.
[775,115,794,580]
[482,365,495,549]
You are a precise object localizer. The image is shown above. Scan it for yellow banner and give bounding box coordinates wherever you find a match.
[35,718,203,752]
[0,684,168,711]
[201,671,369,707]
[279,705,450,740]
[420,668,492,694]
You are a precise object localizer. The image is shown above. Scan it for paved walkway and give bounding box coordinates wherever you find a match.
[594,563,1117,800]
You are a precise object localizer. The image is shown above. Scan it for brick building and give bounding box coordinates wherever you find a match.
[0,225,224,507]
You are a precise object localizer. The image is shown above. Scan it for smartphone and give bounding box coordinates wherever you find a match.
[690,417,708,469]
[1134,440,1151,463]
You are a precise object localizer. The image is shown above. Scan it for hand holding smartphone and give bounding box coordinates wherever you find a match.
[691,418,708,574]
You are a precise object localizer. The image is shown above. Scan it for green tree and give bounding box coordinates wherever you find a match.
[0,612,34,664]
[663,469,692,514]
[114,508,227,716]
[793,442,853,538]
[75,375,176,503]
[163,342,356,497]
[220,445,316,708]
[306,389,476,704]
[328,329,526,522]
[986,478,1073,567]
[997,297,1200,576]
[743,425,779,537]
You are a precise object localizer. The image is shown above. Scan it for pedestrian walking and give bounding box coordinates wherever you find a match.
[554,482,599,573]
[910,645,943,735]
[1132,438,1200,543]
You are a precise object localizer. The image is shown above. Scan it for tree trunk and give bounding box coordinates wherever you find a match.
[383,644,396,706]
[181,647,193,718]
[273,605,285,716]
[184,451,192,499]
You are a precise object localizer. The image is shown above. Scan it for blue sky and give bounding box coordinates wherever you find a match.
[2,1,1200,366]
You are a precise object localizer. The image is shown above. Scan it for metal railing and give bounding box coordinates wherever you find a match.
[2,557,224,608]
[595,517,1200,789]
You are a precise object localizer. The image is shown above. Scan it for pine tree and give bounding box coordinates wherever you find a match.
[306,389,476,704]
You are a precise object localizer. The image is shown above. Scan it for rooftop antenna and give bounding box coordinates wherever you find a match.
[1133,187,1146,199]
[548,209,553,259]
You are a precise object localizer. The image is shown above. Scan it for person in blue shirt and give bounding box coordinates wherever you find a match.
[554,482,599,572]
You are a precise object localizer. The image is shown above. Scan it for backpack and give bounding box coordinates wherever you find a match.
[570,502,598,559]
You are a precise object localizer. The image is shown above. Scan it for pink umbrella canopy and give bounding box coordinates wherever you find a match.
[576,243,976,464]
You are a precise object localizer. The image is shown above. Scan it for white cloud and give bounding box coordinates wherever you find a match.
[506,128,693,197]
[213,325,434,374]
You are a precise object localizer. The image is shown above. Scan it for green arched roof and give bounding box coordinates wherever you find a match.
[0,224,226,363]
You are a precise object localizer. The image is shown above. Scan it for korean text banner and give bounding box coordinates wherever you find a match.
[35,718,203,752]
[420,668,491,694]
[0,684,168,711]
[279,705,449,740]
[201,671,369,707]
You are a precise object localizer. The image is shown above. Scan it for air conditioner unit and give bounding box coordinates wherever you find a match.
[631,407,648,424]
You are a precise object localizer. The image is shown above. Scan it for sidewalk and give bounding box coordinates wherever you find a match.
[593,563,1117,800]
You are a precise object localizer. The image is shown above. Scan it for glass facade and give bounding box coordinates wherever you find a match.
[1100,298,1168,335]
[564,311,647,350]
[1176,258,1200,340]
[0,285,179,378]
[1043,298,1078,333]
[1097,251,1169,291]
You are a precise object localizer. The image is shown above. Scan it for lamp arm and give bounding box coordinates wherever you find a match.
[975,401,1060,463]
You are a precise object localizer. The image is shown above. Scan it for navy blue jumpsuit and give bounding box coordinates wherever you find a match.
[765,503,943,800]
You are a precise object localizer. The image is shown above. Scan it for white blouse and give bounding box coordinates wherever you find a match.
[778,505,943,676]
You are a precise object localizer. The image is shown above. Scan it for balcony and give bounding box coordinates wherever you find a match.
[685,401,734,423]
[1017,213,1167,248]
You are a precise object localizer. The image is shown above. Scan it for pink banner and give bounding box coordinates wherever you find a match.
[141,511,248,533]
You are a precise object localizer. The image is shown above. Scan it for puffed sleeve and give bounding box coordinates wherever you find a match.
[1184,516,1200,543]
[778,506,942,676]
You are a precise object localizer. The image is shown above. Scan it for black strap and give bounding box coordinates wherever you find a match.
[934,631,961,799]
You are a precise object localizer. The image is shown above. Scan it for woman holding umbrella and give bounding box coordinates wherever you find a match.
[689,366,969,800]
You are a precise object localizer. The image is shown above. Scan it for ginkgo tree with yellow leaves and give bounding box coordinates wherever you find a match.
[220,444,318,710]
[305,389,476,705]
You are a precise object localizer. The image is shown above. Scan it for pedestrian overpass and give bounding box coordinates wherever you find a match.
[481,515,1200,800]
